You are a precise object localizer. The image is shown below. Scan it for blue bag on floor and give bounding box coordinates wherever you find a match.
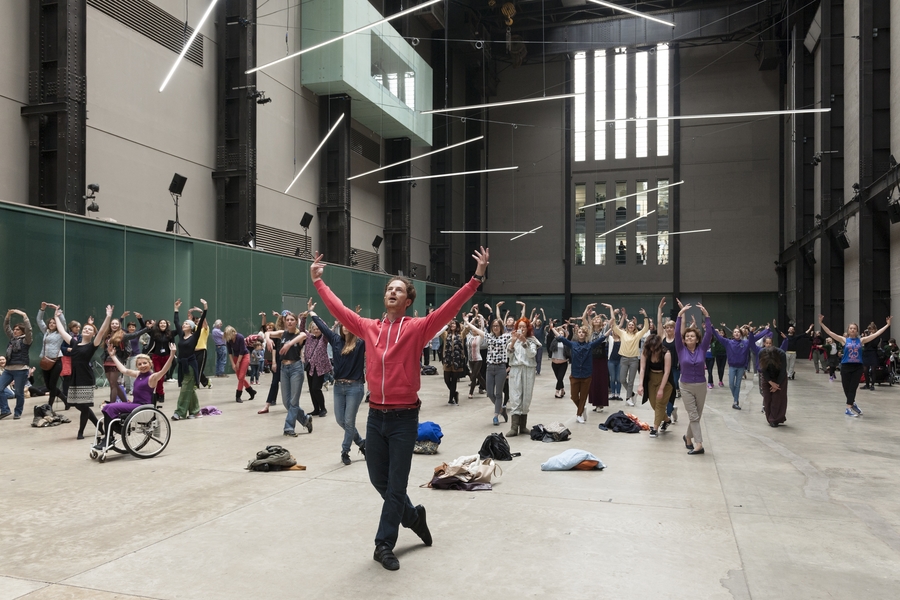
[417,421,443,443]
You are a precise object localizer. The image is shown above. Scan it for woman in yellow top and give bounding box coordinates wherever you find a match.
[606,304,649,406]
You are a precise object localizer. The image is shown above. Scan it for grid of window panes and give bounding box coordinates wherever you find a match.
[594,50,606,161]
[594,183,606,265]
[574,52,587,161]
[575,184,586,265]
[571,45,671,161]
[657,179,669,265]
[615,182,627,264]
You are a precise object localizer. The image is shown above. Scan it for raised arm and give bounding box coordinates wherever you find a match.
[657,297,666,332]
[818,315,845,345]
[310,253,367,337]
[310,313,340,346]
[494,301,504,322]
[861,316,892,345]
[516,300,527,319]
[36,304,48,334]
[54,309,73,344]
[92,305,114,346]
[106,341,139,378]
[464,314,485,337]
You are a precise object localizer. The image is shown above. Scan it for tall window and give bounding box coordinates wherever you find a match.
[615,182,627,264]
[657,179,669,265]
[594,50,606,161]
[635,52,648,158]
[657,44,670,156]
[614,48,627,159]
[594,184,606,265]
[575,184,586,265]
[636,181,648,264]
[574,52,587,161]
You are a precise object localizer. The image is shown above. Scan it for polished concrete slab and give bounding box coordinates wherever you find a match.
[1,360,899,599]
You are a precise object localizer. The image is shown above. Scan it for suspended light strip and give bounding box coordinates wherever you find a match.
[588,0,675,27]
[637,228,712,238]
[378,166,518,184]
[348,136,484,181]
[285,113,345,194]
[159,0,220,92]
[603,210,657,237]
[247,0,441,74]
[510,226,543,241]
[582,181,684,210]
[420,93,579,115]
[598,108,830,124]
[442,230,528,234]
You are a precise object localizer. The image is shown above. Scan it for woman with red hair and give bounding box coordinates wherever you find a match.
[505,317,541,436]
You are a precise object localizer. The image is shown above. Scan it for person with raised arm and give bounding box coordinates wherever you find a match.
[263,312,310,436]
[674,301,713,455]
[0,309,33,420]
[819,314,892,416]
[103,341,175,441]
[608,305,649,406]
[713,322,770,410]
[54,306,113,439]
[310,246,489,572]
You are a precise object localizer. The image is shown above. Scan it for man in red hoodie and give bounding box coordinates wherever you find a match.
[311,247,489,571]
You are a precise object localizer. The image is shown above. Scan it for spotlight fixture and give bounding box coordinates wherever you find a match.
[411,181,417,188]
[240,231,256,249]
[888,198,900,225]
[852,182,860,192]
[891,155,898,168]
[834,228,851,250]
[84,183,100,212]
[249,91,272,105]
[166,220,176,232]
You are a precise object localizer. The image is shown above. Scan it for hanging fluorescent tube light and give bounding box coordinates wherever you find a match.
[598,108,830,124]
[159,0,220,92]
[420,93,579,115]
[588,1,675,28]
[247,0,441,74]
[442,230,531,234]
[603,210,656,237]
[348,136,484,181]
[510,226,544,241]
[582,181,684,210]
[637,228,712,238]
[378,166,518,184]
[285,113,345,194]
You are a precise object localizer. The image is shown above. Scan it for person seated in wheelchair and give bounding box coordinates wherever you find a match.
[98,342,175,447]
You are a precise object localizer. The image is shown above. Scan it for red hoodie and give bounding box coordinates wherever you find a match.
[314,277,480,409]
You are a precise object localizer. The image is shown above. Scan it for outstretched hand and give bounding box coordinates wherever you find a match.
[310,252,326,281]
[472,246,490,276]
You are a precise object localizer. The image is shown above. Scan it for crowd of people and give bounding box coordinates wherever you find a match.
[1,244,895,571]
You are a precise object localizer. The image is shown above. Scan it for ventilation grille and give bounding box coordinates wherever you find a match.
[410,262,427,279]
[350,128,381,165]
[88,0,203,67]
[256,223,311,258]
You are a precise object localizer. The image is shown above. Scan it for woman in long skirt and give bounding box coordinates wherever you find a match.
[759,345,788,426]
[587,314,610,413]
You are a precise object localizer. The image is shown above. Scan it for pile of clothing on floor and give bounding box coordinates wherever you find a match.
[31,404,70,428]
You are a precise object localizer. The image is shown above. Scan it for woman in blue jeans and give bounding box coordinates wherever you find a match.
[309,309,367,465]
[712,325,770,409]
[264,313,312,437]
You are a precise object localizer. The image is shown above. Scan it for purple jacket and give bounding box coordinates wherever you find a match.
[712,327,770,367]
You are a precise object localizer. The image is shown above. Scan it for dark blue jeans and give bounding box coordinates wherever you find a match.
[366,407,420,550]
[0,369,28,417]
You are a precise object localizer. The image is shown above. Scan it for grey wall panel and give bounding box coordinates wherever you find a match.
[679,44,780,293]
[0,1,30,205]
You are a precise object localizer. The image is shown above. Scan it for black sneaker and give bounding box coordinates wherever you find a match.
[358,439,366,458]
[410,505,433,546]
[305,415,314,434]
[341,453,351,465]
[373,545,400,571]
[283,430,298,437]
[732,403,742,410]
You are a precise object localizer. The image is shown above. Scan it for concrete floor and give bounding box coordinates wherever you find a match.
[1,360,899,600]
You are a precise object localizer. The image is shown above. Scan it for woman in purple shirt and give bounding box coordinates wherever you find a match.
[301,304,333,418]
[674,301,713,455]
[102,343,176,443]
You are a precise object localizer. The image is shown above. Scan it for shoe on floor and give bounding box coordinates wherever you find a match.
[358,439,366,457]
[373,545,400,571]
[576,414,585,424]
[341,453,351,465]
[13,414,20,420]
[671,407,678,423]
[732,403,741,410]
[305,416,314,433]
[718,382,724,387]
[707,383,713,389]
[648,428,658,438]
[687,447,705,455]
[844,408,858,417]
[283,430,298,437]
[171,414,181,421]
[493,416,499,426]
[851,403,863,415]
[410,505,433,546]
[683,435,694,450]
[318,409,328,417]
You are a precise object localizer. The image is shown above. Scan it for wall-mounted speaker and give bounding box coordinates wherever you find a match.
[169,173,187,196]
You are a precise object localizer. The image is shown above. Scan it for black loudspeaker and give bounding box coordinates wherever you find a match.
[373,235,383,250]
[888,201,900,225]
[804,249,817,267]
[166,220,176,232]
[834,229,851,250]
[300,212,314,229]
[169,173,187,196]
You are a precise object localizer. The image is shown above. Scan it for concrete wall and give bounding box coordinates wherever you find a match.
[678,43,781,293]
[842,2,860,320]
[891,0,900,325]
[0,1,29,206]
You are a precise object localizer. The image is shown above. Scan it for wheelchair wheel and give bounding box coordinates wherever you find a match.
[122,406,171,459]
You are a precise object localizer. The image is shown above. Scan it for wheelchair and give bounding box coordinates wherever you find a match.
[89,405,171,463]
